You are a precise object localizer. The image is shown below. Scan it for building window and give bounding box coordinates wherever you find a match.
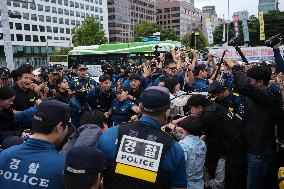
[13,2,20,7]
[53,27,58,33]
[99,0,102,5]
[75,2,79,8]
[76,20,80,26]
[86,5,89,10]
[157,9,162,13]
[71,20,75,25]
[22,2,28,9]
[24,24,30,31]
[46,16,51,22]
[47,36,52,39]
[65,19,70,25]
[51,0,56,3]
[46,26,52,32]
[23,13,29,20]
[25,35,31,41]
[70,1,74,7]
[39,25,45,32]
[90,6,94,11]
[76,11,80,17]
[45,6,50,12]
[64,0,68,6]
[16,34,23,41]
[30,3,36,10]
[15,23,22,30]
[38,4,43,11]
[59,18,64,24]
[52,7,57,14]
[40,36,46,42]
[80,3,84,9]
[31,14,37,21]
[81,13,85,18]
[11,34,14,41]
[38,15,44,22]
[52,17,57,23]
[60,28,65,33]
[9,22,13,29]
[164,8,170,13]
[70,10,74,16]
[64,9,69,15]
[99,8,102,13]
[54,37,59,40]
[100,16,103,21]
[58,8,63,14]
[58,0,62,5]
[95,7,98,12]
[33,35,39,42]
[95,0,98,4]
[32,25,38,31]
[66,28,70,34]
[171,7,180,11]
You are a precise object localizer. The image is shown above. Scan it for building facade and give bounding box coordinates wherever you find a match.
[0,0,108,68]
[156,0,202,39]
[108,0,156,43]
[258,0,279,13]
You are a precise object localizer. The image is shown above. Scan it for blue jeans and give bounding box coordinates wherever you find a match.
[246,152,275,189]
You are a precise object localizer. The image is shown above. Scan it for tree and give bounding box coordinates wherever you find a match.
[50,47,72,62]
[133,21,178,41]
[181,29,208,50]
[72,17,107,46]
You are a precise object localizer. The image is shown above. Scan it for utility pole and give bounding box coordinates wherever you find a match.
[0,0,14,70]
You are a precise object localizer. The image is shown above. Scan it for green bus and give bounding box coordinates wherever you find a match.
[67,40,181,68]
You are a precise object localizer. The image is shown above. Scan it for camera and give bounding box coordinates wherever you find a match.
[228,36,241,47]
[265,34,283,48]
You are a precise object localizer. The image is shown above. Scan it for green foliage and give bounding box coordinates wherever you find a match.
[72,17,107,46]
[133,21,178,41]
[50,47,72,62]
[181,29,208,50]
[213,10,284,46]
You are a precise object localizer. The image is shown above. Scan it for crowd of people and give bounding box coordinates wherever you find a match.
[0,42,283,189]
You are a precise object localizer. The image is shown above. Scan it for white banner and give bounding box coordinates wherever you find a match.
[222,15,226,42]
[205,18,214,45]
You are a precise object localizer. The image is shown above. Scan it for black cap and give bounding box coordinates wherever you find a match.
[140,86,170,113]
[33,100,71,127]
[116,85,128,93]
[64,145,105,175]
[77,64,87,70]
[192,64,206,76]
[0,67,11,79]
[38,72,49,82]
[208,81,226,95]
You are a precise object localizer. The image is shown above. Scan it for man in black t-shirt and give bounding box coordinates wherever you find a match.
[11,67,41,111]
[128,73,144,103]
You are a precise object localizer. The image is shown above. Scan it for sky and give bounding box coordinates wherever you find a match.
[194,0,284,19]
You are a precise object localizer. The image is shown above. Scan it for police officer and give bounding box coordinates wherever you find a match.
[128,73,144,103]
[46,67,60,97]
[69,64,96,92]
[0,100,70,189]
[109,86,139,126]
[0,67,12,87]
[192,64,210,92]
[208,80,245,119]
[97,86,187,189]
[87,75,115,116]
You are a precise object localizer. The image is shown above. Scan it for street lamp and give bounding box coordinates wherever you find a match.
[194,31,200,50]
[227,0,230,46]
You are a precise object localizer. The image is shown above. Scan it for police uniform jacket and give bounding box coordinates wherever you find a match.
[0,138,65,189]
[97,115,187,189]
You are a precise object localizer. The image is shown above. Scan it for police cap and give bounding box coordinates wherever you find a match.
[208,81,226,95]
[140,86,170,113]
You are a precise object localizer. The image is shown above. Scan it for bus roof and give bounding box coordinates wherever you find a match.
[68,40,181,55]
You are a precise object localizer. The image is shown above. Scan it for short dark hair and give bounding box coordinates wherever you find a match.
[99,74,111,83]
[80,110,106,128]
[64,173,98,189]
[187,94,209,108]
[164,59,175,68]
[246,63,272,86]
[0,86,15,100]
[16,67,32,79]
[164,77,179,94]
[177,116,203,136]
[55,76,66,87]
